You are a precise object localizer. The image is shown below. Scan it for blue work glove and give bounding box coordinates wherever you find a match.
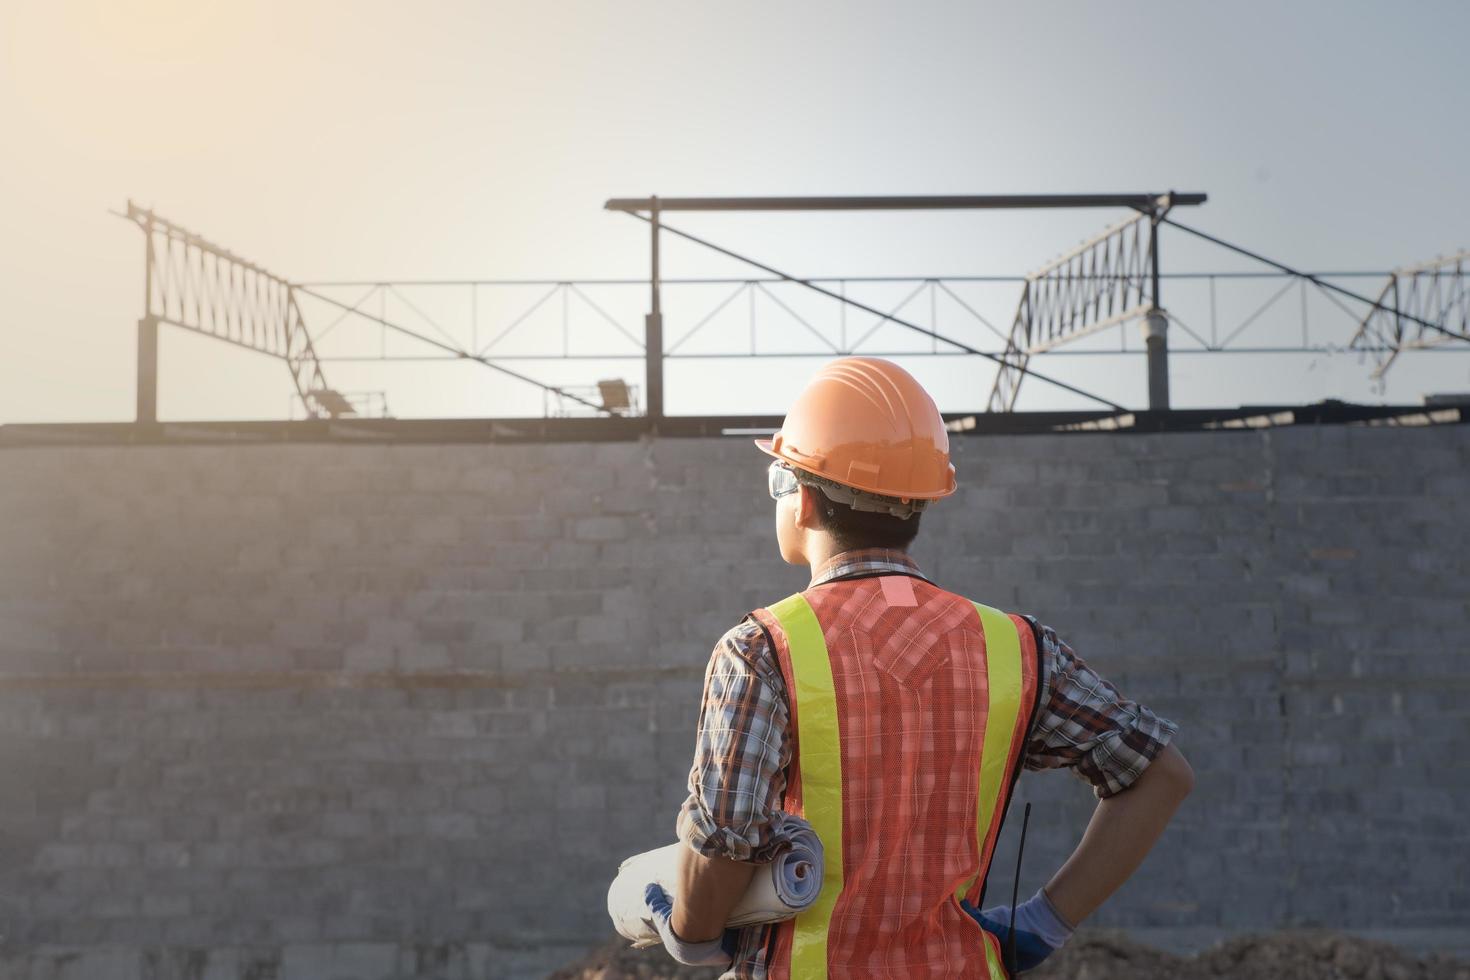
[962,888,1075,974]
[642,883,738,967]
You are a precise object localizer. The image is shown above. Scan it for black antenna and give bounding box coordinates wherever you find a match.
[1005,802,1032,976]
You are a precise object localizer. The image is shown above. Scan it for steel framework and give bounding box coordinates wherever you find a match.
[294,272,1416,362]
[605,194,1465,419]
[987,208,1158,411]
[605,194,1207,416]
[119,196,1467,426]
[124,202,336,421]
[1349,251,1470,380]
[121,202,609,421]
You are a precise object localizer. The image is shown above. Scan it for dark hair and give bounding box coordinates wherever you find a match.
[809,492,923,552]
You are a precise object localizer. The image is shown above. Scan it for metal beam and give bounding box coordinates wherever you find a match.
[605,193,1208,213]
[136,209,158,422]
[120,201,337,418]
[1348,251,1470,380]
[298,271,1392,287]
[645,199,664,420]
[4,401,1460,450]
[292,286,606,414]
[119,202,608,418]
[987,211,1158,411]
[621,211,1126,411]
[136,317,158,423]
[1163,218,1461,342]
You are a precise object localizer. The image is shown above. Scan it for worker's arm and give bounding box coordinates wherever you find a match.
[1043,741,1194,925]
[1020,620,1190,923]
[670,844,759,942]
[656,618,789,959]
[969,621,1188,971]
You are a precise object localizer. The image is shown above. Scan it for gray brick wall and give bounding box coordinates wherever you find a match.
[0,427,1465,978]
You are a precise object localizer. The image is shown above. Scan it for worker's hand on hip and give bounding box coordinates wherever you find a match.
[642,883,737,967]
[962,887,1075,973]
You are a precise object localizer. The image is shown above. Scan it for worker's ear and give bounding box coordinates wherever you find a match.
[794,483,823,531]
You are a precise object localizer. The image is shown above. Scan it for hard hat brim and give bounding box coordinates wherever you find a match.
[754,434,954,500]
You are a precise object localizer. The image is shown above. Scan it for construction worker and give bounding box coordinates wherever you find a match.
[642,357,1194,977]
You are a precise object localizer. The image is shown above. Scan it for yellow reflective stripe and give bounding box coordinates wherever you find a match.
[768,593,842,980]
[959,603,1024,909]
[981,928,1009,980]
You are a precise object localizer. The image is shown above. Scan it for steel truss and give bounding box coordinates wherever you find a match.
[987,208,1158,411]
[123,202,336,421]
[120,202,608,421]
[1349,252,1470,380]
[605,194,1207,415]
[296,272,1411,363]
[605,195,1462,417]
[118,195,1465,424]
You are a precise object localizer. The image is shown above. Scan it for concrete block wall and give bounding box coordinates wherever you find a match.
[0,426,1465,977]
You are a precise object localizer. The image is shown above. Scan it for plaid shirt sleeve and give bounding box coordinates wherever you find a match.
[676,617,792,863]
[1021,617,1180,799]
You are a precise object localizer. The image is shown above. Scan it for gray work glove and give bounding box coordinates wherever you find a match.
[641,883,738,967]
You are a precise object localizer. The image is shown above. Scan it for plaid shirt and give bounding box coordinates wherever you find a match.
[677,548,1180,863]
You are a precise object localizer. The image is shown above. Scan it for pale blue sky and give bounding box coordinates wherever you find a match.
[1,0,1466,421]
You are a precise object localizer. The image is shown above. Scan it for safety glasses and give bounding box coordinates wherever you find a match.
[767,460,800,500]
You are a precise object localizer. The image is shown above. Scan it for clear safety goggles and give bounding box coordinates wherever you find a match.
[768,458,927,518]
[767,460,801,500]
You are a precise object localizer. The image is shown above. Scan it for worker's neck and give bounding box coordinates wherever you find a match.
[803,536,909,580]
[796,533,836,576]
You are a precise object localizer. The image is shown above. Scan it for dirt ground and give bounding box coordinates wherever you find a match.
[549,931,1470,980]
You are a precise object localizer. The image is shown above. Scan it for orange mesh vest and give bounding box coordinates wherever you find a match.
[743,573,1041,979]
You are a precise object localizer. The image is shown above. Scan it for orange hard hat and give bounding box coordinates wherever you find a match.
[755,357,956,500]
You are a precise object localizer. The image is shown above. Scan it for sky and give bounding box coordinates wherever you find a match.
[1,0,1467,422]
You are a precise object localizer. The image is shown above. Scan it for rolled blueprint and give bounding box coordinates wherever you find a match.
[608,813,824,947]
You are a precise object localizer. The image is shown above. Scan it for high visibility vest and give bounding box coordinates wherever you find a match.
[741,573,1041,979]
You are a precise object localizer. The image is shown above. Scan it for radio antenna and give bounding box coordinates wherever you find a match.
[1005,802,1033,975]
